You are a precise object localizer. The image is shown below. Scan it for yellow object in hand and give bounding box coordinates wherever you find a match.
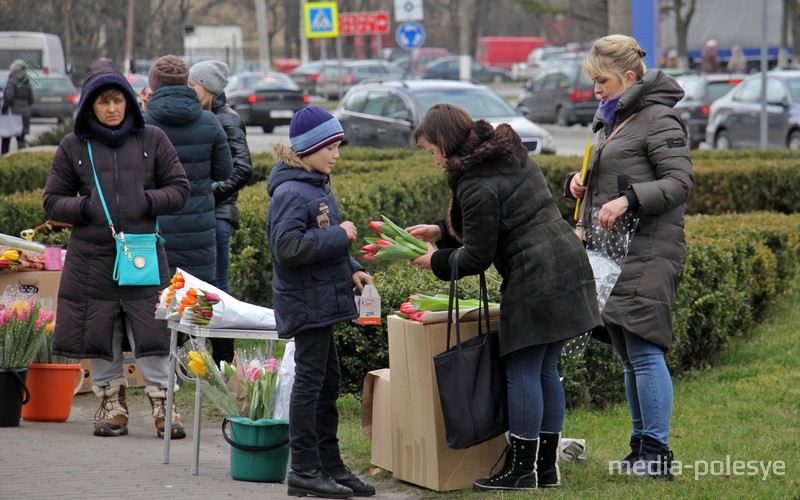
[573,133,594,220]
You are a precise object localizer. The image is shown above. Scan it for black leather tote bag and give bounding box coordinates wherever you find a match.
[433,256,508,449]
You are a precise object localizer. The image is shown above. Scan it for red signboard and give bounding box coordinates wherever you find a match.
[338,11,390,36]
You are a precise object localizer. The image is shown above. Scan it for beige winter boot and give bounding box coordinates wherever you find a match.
[145,385,186,439]
[92,378,129,437]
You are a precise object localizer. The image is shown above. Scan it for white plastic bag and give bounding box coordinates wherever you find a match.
[272,341,295,421]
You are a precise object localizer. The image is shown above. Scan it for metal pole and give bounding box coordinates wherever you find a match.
[458,0,471,81]
[124,0,135,74]
[255,0,271,72]
[759,0,768,149]
[301,0,309,63]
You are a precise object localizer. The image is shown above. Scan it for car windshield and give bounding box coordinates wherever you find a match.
[412,88,516,118]
[243,74,297,90]
[706,80,739,100]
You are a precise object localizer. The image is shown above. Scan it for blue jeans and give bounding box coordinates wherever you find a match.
[210,218,235,364]
[607,323,673,446]
[504,341,566,439]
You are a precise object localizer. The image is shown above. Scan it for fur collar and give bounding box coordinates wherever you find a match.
[444,120,529,241]
[271,141,309,170]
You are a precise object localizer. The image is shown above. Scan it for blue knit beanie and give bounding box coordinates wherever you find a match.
[289,106,344,157]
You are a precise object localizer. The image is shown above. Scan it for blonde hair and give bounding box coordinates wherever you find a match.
[584,34,647,84]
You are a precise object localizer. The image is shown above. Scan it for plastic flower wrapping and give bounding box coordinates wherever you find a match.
[0,232,48,272]
[155,268,276,330]
[396,292,500,324]
[178,339,285,420]
[562,208,639,359]
[0,290,54,368]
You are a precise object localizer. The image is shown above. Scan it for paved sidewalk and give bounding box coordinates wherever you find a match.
[0,392,421,500]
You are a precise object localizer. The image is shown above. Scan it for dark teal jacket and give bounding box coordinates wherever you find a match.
[144,86,232,280]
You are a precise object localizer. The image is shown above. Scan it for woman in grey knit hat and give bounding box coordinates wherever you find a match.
[188,60,253,365]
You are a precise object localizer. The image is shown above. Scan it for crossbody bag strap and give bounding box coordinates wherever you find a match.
[86,139,160,237]
[86,139,116,236]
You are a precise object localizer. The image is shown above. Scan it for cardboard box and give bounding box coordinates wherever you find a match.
[361,368,392,471]
[0,270,62,312]
[77,352,146,393]
[387,315,506,491]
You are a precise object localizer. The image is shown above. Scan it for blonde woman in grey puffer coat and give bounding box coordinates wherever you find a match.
[567,34,693,480]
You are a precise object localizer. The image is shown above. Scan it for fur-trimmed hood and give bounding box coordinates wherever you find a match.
[443,120,529,241]
[267,141,328,197]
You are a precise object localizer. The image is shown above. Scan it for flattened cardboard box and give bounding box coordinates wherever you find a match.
[77,352,146,393]
[361,368,392,471]
[387,315,506,491]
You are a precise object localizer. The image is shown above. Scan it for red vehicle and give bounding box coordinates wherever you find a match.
[475,36,550,71]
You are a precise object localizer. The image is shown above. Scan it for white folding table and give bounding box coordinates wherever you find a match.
[161,320,279,475]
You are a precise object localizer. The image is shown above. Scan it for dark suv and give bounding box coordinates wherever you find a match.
[516,61,597,126]
[674,73,745,149]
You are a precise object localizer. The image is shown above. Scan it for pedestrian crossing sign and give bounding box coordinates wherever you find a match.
[305,2,339,38]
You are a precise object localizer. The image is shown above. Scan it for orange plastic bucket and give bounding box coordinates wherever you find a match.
[21,363,83,422]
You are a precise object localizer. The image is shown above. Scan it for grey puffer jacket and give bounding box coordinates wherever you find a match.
[429,121,602,357]
[267,143,364,339]
[583,69,694,350]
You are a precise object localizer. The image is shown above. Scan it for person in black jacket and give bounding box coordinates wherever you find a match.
[188,60,253,365]
[2,59,34,154]
[268,106,375,498]
[408,104,601,491]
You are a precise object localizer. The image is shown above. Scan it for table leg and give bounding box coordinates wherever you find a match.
[162,326,178,464]
[192,376,203,475]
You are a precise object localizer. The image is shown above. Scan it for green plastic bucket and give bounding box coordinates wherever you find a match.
[223,416,290,482]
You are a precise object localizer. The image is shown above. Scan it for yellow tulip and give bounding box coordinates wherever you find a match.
[2,250,20,261]
[46,323,55,334]
[188,351,204,363]
[188,359,208,377]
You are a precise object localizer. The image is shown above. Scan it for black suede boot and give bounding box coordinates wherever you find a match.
[617,435,643,473]
[473,435,538,491]
[537,432,561,487]
[287,469,354,498]
[631,436,674,480]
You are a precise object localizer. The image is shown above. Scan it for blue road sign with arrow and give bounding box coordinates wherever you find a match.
[396,22,425,50]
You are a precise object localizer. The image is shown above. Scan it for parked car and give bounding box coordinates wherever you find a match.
[674,73,745,148]
[0,70,8,110]
[30,74,79,122]
[333,79,556,154]
[289,60,332,95]
[420,56,510,83]
[315,60,405,100]
[516,61,597,126]
[125,73,149,107]
[510,46,571,81]
[225,71,309,132]
[706,70,800,150]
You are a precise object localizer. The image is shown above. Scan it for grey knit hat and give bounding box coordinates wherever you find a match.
[189,60,230,96]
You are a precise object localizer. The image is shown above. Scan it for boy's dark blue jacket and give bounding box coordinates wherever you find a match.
[267,143,363,339]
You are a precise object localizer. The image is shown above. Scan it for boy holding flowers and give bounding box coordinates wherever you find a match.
[267,106,374,498]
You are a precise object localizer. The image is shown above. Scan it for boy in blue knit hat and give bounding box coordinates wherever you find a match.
[267,106,375,498]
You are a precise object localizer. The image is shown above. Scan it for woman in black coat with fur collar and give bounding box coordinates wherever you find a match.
[409,104,601,491]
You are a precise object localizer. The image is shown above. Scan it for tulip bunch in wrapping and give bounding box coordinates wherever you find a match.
[179,289,221,327]
[361,215,428,261]
[397,293,494,322]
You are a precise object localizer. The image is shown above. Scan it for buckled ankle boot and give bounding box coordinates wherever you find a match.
[631,436,674,480]
[617,435,643,473]
[287,468,354,498]
[473,435,538,491]
[92,378,128,437]
[145,385,186,439]
[537,432,561,487]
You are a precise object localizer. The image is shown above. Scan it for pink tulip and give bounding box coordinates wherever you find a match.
[369,220,386,233]
[266,357,279,374]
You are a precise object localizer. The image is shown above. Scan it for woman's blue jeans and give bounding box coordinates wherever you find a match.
[504,341,566,439]
[606,323,673,446]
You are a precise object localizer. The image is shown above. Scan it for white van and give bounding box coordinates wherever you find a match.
[0,31,67,75]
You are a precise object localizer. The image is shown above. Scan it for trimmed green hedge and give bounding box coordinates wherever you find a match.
[2,148,799,405]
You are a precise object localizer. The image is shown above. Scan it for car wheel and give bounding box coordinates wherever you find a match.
[492,74,504,84]
[261,125,274,133]
[556,107,570,127]
[714,130,732,150]
[788,130,800,150]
